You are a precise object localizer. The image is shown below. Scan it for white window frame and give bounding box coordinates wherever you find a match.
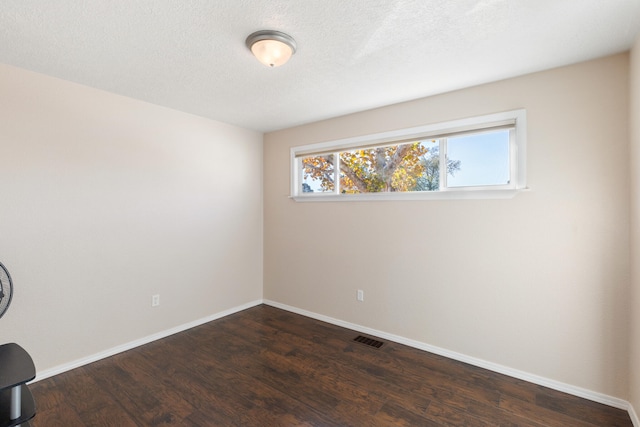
[290,109,527,202]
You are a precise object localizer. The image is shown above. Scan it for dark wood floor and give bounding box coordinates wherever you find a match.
[30,305,632,426]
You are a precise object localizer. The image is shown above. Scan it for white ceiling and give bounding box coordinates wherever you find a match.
[1,1,639,132]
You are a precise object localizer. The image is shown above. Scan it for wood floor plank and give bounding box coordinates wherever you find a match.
[30,305,633,427]
[113,353,196,424]
[423,400,496,427]
[499,394,606,427]
[535,389,633,426]
[375,399,442,427]
[51,366,138,425]
[35,405,87,427]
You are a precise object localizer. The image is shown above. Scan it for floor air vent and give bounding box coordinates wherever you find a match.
[353,335,384,349]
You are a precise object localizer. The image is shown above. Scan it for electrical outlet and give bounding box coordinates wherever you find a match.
[357,289,364,302]
[152,294,160,307]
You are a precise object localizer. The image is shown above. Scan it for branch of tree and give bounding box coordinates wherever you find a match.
[325,155,368,192]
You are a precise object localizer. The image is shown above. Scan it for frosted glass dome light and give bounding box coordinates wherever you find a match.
[246,30,297,67]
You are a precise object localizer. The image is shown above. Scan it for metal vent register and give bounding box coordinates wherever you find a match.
[353,335,384,349]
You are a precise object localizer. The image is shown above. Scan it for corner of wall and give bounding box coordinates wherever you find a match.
[628,37,640,426]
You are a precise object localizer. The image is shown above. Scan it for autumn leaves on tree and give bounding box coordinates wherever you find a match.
[301,141,460,193]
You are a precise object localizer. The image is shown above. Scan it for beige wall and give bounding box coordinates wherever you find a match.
[0,64,263,372]
[630,40,640,416]
[264,54,630,398]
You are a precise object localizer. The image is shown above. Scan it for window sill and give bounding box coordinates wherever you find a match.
[291,188,530,202]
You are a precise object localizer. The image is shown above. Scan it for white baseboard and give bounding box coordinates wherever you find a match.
[263,299,635,416]
[630,404,639,427]
[34,299,263,382]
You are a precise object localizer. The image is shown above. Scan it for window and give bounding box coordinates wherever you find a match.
[291,110,527,201]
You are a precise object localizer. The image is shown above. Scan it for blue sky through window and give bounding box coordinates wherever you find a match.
[446,130,510,187]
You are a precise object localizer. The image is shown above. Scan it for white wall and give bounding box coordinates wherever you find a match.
[0,64,263,372]
[629,39,640,419]
[264,54,630,399]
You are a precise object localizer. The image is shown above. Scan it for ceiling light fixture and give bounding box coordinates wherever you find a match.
[246,30,296,68]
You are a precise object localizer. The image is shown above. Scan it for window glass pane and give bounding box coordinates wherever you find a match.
[291,110,525,199]
[338,141,428,193]
[446,130,510,187]
[415,139,440,191]
[300,155,335,193]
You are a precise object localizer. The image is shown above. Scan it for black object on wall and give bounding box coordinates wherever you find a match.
[0,262,36,426]
[0,262,12,319]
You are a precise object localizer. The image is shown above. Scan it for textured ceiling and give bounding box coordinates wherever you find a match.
[1,1,639,132]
